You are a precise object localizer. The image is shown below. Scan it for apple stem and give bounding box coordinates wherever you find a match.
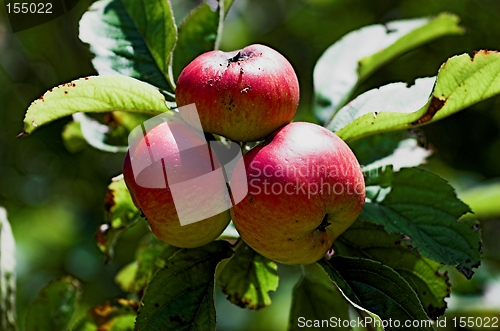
[228,52,242,63]
[316,214,331,232]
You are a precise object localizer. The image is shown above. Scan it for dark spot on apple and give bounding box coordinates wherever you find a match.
[321,239,325,244]
[295,220,298,223]
[288,238,293,241]
[411,96,446,125]
[154,303,159,308]
[64,91,68,94]
[240,68,244,75]
[84,77,89,80]
[316,214,331,232]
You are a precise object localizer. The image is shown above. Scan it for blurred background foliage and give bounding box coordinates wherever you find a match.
[0,0,499,330]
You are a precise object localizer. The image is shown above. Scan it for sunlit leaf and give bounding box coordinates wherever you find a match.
[288,263,351,331]
[25,276,82,331]
[335,219,450,319]
[314,13,463,123]
[22,76,169,135]
[327,77,435,132]
[335,51,500,142]
[0,208,17,331]
[363,167,481,279]
[135,241,233,330]
[349,129,433,174]
[218,241,278,310]
[319,257,433,331]
[79,0,177,92]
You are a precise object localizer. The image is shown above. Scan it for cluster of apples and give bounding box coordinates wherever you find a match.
[123,44,366,265]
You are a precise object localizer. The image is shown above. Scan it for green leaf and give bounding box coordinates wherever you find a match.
[350,131,433,174]
[335,219,450,319]
[73,113,129,153]
[97,175,140,261]
[459,180,500,220]
[79,0,177,92]
[61,121,87,153]
[288,263,351,331]
[22,75,170,135]
[362,167,481,279]
[172,0,234,79]
[319,257,434,331]
[314,13,463,123]
[135,241,233,330]
[218,241,278,310]
[327,77,436,132]
[73,300,138,331]
[0,208,17,331]
[115,236,178,294]
[106,315,136,331]
[172,3,217,79]
[62,112,155,153]
[335,51,500,142]
[25,276,82,331]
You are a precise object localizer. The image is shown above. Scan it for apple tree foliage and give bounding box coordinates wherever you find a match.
[7,0,500,330]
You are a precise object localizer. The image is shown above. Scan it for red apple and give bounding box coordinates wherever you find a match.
[230,122,366,264]
[175,44,300,142]
[123,120,231,248]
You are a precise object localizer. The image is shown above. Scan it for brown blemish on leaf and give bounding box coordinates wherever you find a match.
[104,189,116,212]
[472,49,499,60]
[222,291,265,310]
[411,96,446,125]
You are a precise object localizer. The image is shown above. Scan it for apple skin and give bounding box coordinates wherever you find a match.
[123,121,231,248]
[230,122,365,264]
[175,44,299,142]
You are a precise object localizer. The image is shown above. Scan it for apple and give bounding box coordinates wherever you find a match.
[230,122,366,264]
[175,44,300,142]
[123,120,231,248]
